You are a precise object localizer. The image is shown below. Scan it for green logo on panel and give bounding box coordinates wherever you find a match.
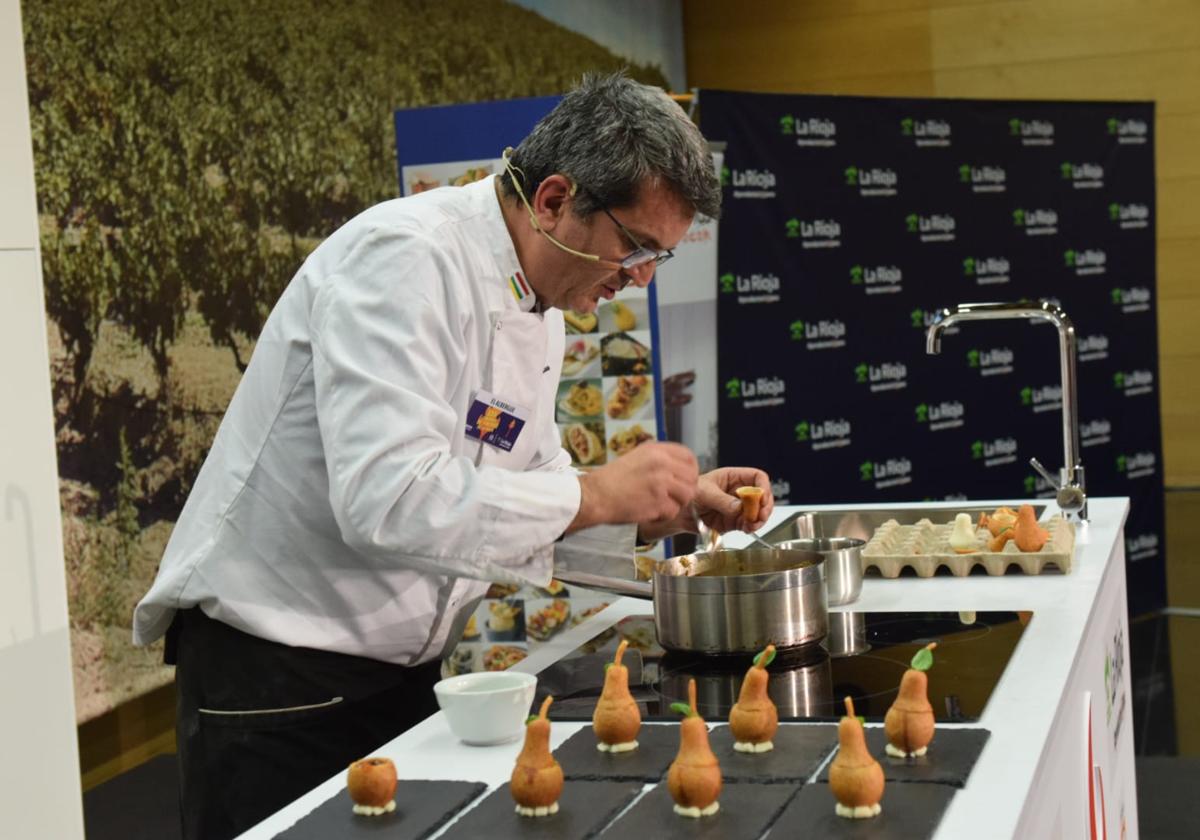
[905,213,919,233]
[901,117,914,136]
[1113,372,1125,390]
[1024,475,1036,494]
[725,378,742,398]
[794,421,810,442]
[967,349,980,368]
[790,320,805,341]
[1111,288,1123,305]
[1063,249,1077,267]
[785,218,801,238]
[719,273,735,293]
[958,164,972,183]
[780,114,795,135]
[963,257,976,276]
[850,265,864,285]
[844,166,859,186]
[915,403,929,423]
[855,363,869,384]
[860,461,875,481]
[971,440,984,460]
[1020,386,1033,406]
[1012,208,1026,226]
[910,309,925,329]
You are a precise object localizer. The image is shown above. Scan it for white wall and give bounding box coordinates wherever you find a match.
[0,0,86,836]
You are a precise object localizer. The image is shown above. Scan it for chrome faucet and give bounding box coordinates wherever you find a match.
[926,300,1087,521]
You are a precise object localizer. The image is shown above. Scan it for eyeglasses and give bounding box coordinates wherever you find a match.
[501,147,674,273]
[591,198,675,271]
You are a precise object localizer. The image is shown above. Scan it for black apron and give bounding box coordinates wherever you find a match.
[167,609,441,840]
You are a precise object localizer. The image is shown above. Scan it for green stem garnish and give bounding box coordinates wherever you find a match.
[670,702,696,718]
[752,644,777,669]
[526,714,539,724]
[911,642,937,671]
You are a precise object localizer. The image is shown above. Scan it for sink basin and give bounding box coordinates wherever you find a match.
[761,504,1048,545]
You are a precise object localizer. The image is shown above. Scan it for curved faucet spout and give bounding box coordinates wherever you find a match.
[924,299,1086,520]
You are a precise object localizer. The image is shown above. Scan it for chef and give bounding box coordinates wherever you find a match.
[133,72,774,840]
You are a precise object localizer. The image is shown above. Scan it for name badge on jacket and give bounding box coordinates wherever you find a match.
[464,390,529,452]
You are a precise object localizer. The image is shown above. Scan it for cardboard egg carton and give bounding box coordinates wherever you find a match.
[861,516,1076,577]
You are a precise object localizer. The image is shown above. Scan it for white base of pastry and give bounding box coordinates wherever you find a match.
[733,740,774,753]
[674,801,720,818]
[515,802,559,817]
[836,802,882,819]
[596,740,638,753]
[885,742,928,758]
[352,800,396,817]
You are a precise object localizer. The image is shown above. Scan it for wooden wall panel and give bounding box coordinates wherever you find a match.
[1157,238,1200,302]
[931,51,1200,115]
[929,1,1200,70]
[1157,113,1200,179]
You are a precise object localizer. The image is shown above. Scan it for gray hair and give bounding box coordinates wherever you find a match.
[501,72,721,221]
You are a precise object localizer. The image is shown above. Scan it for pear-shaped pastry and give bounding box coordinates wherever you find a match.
[829,696,885,819]
[667,679,722,818]
[1013,504,1050,552]
[511,696,564,817]
[948,513,979,554]
[593,640,641,752]
[736,486,764,523]
[985,506,1017,537]
[728,644,779,752]
[884,643,937,758]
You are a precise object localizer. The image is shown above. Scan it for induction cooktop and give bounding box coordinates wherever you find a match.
[535,610,1031,723]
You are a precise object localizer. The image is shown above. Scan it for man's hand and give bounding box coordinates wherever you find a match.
[636,466,775,542]
[694,467,774,534]
[566,442,699,534]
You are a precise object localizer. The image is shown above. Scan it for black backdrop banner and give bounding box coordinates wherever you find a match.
[701,90,1164,615]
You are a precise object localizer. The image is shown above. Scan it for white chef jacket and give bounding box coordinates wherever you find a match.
[133,176,634,665]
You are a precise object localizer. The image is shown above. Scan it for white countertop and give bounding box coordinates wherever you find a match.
[237,496,1130,840]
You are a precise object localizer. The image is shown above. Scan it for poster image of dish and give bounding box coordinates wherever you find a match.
[597,295,648,334]
[560,420,607,467]
[484,597,525,642]
[606,420,656,458]
[400,158,498,196]
[561,335,601,378]
[443,642,479,677]
[556,378,604,422]
[525,598,572,642]
[481,643,529,672]
[563,309,599,334]
[603,375,654,421]
[601,331,652,376]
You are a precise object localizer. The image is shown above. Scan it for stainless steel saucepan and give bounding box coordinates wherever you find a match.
[553,547,828,655]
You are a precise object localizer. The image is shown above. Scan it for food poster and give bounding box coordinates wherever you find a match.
[558,290,660,469]
[400,159,497,195]
[442,580,617,677]
[560,286,670,570]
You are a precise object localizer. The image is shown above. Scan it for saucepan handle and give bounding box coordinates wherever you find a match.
[551,569,653,600]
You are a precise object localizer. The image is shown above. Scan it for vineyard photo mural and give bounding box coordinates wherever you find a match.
[21,0,673,721]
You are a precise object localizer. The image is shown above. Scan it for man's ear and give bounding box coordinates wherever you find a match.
[532,174,575,232]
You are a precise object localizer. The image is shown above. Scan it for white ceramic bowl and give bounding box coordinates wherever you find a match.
[433,671,537,746]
